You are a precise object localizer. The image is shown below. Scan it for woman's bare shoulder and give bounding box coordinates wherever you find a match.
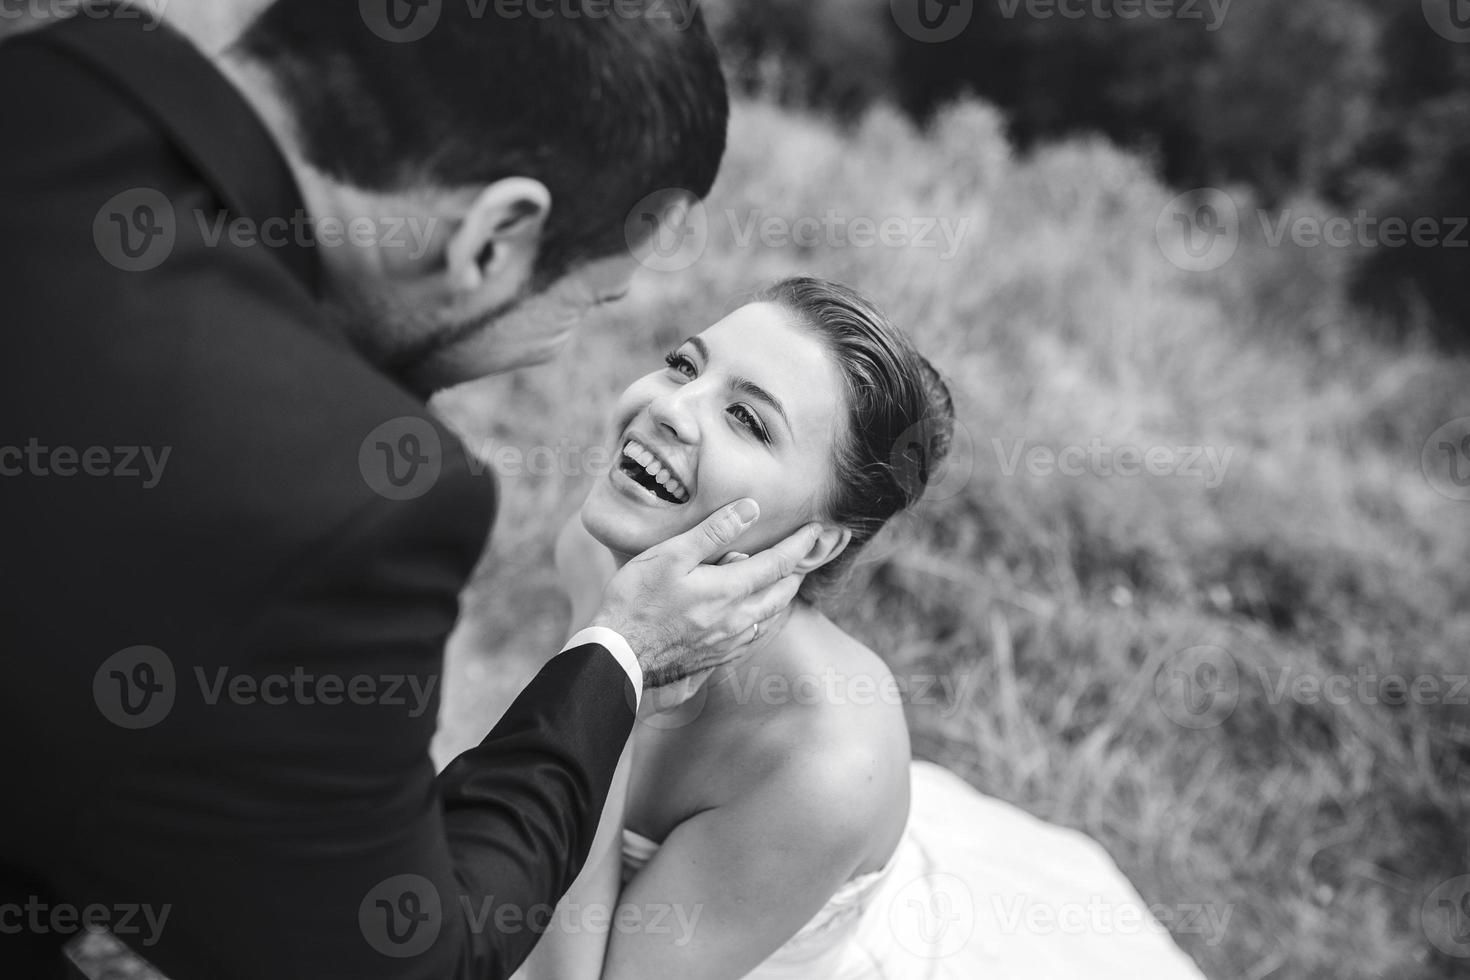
[710,610,913,868]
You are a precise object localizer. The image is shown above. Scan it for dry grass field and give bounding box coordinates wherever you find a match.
[433,98,1470,980]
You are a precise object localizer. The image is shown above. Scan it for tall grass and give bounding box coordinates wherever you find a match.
[433,98,1470,980]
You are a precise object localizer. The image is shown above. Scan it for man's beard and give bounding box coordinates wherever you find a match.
[319,277,532,394]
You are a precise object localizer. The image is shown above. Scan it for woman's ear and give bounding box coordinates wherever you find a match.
[444,177,551,298]
[794,524,852,576]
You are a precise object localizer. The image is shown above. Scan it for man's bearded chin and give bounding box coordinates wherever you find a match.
[319,278,529,399]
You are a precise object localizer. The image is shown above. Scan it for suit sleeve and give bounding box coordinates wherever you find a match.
[69,457,638,980]
[437,641,638,976]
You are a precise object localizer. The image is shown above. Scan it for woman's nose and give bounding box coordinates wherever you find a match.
[647,387,699,445]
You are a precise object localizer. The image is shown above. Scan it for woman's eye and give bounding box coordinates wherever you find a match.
[728,404,769,443]
[663,351,697,379]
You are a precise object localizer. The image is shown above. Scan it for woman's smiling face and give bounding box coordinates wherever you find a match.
[581,302,847,559]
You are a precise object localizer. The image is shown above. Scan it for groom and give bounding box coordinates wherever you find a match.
[0,3,818,978]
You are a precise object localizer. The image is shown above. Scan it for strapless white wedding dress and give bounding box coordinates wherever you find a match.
[621,761,1209,979]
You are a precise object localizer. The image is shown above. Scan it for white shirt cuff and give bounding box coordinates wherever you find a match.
[563,626,643,711]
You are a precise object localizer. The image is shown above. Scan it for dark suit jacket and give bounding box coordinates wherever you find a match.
[0,13,635,979]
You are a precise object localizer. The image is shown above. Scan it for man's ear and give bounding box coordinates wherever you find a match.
[794,525,853,576]
[444,177,551,297]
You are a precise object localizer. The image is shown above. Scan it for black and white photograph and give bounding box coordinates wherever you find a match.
[1,2,1467,978]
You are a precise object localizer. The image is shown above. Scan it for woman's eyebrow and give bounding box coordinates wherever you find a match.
[731,375,791,435]
[685,335,791,436]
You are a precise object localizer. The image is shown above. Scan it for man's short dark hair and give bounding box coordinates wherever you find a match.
[237,0,729,283]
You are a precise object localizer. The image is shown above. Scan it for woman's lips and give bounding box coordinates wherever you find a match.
[619,435,692,503]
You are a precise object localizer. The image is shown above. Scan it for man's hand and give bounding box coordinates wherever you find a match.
[590,499,820,689]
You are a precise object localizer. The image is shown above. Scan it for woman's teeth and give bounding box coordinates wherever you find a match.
[622,439,689,504]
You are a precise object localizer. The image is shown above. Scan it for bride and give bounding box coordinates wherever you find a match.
[515,278,1208,980]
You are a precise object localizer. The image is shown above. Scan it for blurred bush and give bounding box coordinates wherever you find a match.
[702,0,1470,347]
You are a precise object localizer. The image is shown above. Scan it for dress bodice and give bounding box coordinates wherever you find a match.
[615,762,1211,980]
[621,827,897,961]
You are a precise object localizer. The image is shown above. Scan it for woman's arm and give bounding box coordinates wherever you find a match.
[598,741,887,980]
